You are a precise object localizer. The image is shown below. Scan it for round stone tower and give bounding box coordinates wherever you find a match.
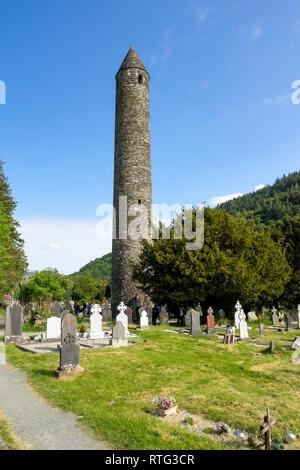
[111,46,152,317]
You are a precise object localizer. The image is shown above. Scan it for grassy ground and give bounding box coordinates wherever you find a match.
[0,409,29,450]
[6,324,300,450]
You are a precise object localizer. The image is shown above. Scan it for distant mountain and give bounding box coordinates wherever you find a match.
[219,171,300,228]
[70,253,112,281]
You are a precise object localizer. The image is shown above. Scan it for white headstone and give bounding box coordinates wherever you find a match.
[140,310,149,328]
[116,302,129,335]
[46,317,61,340]
[234,301,242,329]
[247,311,258,322]
[239,309,249,340]
[89,304,103,339]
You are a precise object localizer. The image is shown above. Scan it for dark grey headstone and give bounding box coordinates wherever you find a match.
[191,310,202,336]
[159,307,169,325]
[112,321,126,339]
[102,305,112,323]
[51,301,61,316]
[5,303,23,337]
[259,323,265,335]
[61,309,70,322]
[286,315,292,331]
[60,313,79,369]
[218,309,225,319]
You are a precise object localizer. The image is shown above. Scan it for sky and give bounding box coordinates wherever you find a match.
[0,0,300,274]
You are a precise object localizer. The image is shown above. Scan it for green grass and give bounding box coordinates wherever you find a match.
[6,324,300,450]
[0,411,25,450]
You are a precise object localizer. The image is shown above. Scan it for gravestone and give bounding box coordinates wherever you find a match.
[184,309,193,327]
[191,310,202,336]
[116,302,129,334]
[61,308,70,322]
[102,305,112,323]
[4,303,23,342]
[291,337,300,350]
[223,326,235,344]
[46,317,61,340]
[206,307,216,334]
[89,304,103,339]
[286,315,292,331]
[234,301,242,329]
[272,309,279,326]
[270,341,275,354]
[259,323,265,336]
[55,313,80,377]
[125,307,133,324]
[112,321,128,347]
[248,311,258,322]
[51,301,61,316]
[218,309,225,319]
[159,307,169,325]
[139,306,152,326]
[298,305,300,329]
[239,309,248,340]
[139,310,149,329]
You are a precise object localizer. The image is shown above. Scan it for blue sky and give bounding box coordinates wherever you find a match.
[0,0,299,273]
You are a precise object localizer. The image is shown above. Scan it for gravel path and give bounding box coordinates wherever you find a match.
[0,361,107,450]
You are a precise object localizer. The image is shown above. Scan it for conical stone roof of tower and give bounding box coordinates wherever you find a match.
[116,46,149,77]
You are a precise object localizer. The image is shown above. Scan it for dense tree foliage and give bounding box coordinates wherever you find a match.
[72,273,107,303]
[268,215,300,308]
[21,269,73,303]
[220,171,300,228]
[70,253,112,281]
[0,161,27,295]
[132,208,291,312]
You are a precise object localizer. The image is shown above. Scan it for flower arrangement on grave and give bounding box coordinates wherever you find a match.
[151,396,177,417]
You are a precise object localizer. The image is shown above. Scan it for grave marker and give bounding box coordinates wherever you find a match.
[259,323,265,336]
[159,306,169,325]
[116,302,129,334]
[139,310,149,329]
[89,304,103,339]
[260,407,276,451]
[247,311,258,322]
[239,309,248,340]
[223,326,235,344]
[112,321,128,347]
[46,317,61,340]
[4,302,23,343]
[191,310,202,336]
[102,305,112,323]
[206,307,216,334]
[55,313,81,377]
[234,301,242,329]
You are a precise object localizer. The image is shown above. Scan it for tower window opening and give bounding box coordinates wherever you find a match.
[138,199,142,205]
[138,75,143,84]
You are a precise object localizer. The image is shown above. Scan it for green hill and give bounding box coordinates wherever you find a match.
[70,252,112,281]
[219,170,300,228]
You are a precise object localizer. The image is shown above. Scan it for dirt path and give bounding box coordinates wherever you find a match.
[0,360,107,450]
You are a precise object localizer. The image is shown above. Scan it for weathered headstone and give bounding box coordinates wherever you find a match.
[139,310,149,329]
[61,308,70,322]
[218,309,225,319]
[184,309,192,327]
[116,302,129,334]
[51,301,61,316]
[260,407,276,451]
[239,309,248,340]
[89,304,103,339]
[4,302,23,342]
[286,315,292,331]
[206,307,216,334]
[112,321,128,347]
[159,307,169,325]
[291,336,300,350]
[102,305,112,323]
[272,308,279,326]
[223,326,235,344]
[248,311,258,322]
[55,313,80,377]
[234,301,242,329]
[46,317,61,340]
[191,310,202,336]
[270,341,275,354]
[259,323,265,336]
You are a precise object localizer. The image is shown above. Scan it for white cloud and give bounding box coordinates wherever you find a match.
[193,6,211,23]
[254,184,266,191]
[238,24,263,40]
[151,29,175,65]
[262,94,290,105]
[209,193,243,206]
[20,218,112,275]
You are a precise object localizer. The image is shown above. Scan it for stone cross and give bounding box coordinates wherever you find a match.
[116,302,129,334]
[89,304,103,339]
[206,307,216,334]
[234,301,242,329]
[260,407,276,451]
[239,309,248,340]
